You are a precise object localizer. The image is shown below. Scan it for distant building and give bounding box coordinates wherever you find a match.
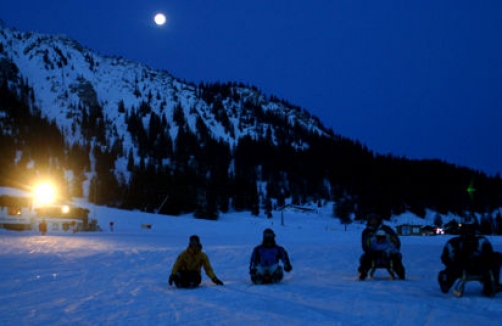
[0,187,34,231]
[0,187,91,232]
[35,206,90,232]
[396,224,443,236]
[396,224,423,236]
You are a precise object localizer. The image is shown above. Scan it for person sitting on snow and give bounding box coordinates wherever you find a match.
[357,214,405,280]
[438,219,502,296]
[249,228,292,284]
[169,235,224,288]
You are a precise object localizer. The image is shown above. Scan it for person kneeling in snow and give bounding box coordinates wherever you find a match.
[249,228,292,284]
[357,214,405,280]
[169,235,224,288]
[438,220,502,296]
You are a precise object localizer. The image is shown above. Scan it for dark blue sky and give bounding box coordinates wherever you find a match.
[1,1,501,176]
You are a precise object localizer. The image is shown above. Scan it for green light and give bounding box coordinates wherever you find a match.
[467,180,476,201]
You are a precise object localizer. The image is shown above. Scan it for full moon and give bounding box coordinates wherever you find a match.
[154,13,166,26]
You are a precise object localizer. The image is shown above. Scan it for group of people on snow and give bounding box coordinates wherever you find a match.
[356,213,502,297]
[168,229,292,288]
[168,214,502,297]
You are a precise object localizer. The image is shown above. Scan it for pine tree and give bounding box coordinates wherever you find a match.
[263,195,273,218]
[334,197,352,225]
[433,213,443,227]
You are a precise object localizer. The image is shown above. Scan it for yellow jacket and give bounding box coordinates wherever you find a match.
[171,247,216,279]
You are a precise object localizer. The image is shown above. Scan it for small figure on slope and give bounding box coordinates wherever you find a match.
[168,235,224,288]
[39,219,47,235]
[438,220,502,297]
[249,228,292,284]
[357,214,405,280]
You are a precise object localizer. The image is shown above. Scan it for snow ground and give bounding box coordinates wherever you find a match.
[1,205,501,326]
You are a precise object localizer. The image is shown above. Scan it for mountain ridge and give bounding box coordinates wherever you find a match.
[0,24,333,149]
[1,24,501,220]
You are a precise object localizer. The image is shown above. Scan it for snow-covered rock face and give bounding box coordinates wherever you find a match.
[0,25,331,152]
[0,24,343,211]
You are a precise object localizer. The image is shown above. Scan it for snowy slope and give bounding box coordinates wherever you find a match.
[0,25,330,149]
[1,205,501,326]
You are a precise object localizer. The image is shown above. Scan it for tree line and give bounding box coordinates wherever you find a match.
[1,79,501,224]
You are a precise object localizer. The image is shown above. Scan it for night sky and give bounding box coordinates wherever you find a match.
[1,0,501,176]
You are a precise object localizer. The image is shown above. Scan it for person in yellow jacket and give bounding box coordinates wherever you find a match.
[169,235,224,288]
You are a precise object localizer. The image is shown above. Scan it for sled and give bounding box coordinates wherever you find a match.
[452,270,496,297]
[251,268,284,285]
[369,258,396,280]
[368,259,397,280]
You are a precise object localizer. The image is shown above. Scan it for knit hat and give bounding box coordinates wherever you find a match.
[366,214,382,230]
[460,218,477,238]
[263,228,275,239]
[189,235,200,244]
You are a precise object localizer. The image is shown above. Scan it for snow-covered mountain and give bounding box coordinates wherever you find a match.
[3,24,501,219]
[0,24,349,214]
[0,24,332,149]
[0,24,343,211]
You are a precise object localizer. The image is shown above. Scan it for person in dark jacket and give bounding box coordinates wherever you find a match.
[438,221,502,296]
[169,235,224,288]
[357,214,405,280]
[39,219,47,235]
[249,228,292,284]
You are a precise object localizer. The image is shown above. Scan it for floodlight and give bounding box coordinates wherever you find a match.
[61,205,70,214]
[33,182,57,206]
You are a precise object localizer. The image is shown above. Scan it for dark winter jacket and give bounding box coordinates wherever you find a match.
[361,225,400,253]
[441,235,494,272]
[250,242,291,269]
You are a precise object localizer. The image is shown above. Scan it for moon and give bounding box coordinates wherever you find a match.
[154,13,166,26]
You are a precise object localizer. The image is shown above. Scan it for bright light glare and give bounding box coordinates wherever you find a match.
[33,182,57,205]
[154,13,166,26]
[61,205,70,214]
